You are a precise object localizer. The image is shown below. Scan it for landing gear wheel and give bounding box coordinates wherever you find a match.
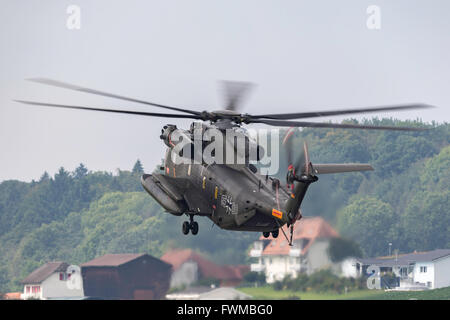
[262,231,270,238]
[271,229,279,238]
[190,221,199,235]
[182,221,190,235]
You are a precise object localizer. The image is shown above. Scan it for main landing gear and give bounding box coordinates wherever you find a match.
[182,214,199,235]
[262,229,279,238]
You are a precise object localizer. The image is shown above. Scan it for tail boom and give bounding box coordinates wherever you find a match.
[312,163,373,174]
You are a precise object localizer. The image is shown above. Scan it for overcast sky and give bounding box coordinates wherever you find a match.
[1,0,449,182]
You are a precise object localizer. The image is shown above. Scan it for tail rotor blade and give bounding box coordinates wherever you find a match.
[282,127,296,168]
[303,141,311,176]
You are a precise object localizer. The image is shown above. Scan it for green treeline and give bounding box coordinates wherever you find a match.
[0,118,448,293]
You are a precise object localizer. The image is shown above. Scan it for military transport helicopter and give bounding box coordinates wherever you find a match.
[15,79,432,245]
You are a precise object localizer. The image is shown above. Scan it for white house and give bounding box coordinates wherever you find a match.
[21,261,84,300]
[355,249,450,290]
[249,216,341,283]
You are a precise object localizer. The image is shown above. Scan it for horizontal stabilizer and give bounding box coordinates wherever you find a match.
[312,163,373,174]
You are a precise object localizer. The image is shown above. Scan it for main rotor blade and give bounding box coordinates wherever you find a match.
[250,103,434,120]
[220,80,254,112]
[282,127,296,167]
[312,163,374,174]
[27,78,202,116]
[250,119,428,131]
[14,100,203,119]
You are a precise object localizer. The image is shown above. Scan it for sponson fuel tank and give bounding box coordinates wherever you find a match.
[141,174,186,216]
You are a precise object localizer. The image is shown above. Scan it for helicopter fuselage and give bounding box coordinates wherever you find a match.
[142,147,292,232]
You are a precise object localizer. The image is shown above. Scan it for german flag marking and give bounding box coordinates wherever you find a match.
[272,208,283,219]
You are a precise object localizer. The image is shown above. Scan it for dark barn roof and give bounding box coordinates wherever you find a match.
[22,261,69,284]
[81,253,148,267]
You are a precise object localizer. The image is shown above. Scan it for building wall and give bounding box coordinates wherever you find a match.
[82,256,171,299]
[412,261,434,288]
[262,255,302,283]
[41,272,84,299]
[82,267,121,298]
[263,256,288,283]
[434,256,450,289]
[22,284,43,300]
[22,271,84,300]
[305,240,332,275]
[118,258,171,300]
[170,262,198,288]
[339,258,359,278]
[258,240,335,283]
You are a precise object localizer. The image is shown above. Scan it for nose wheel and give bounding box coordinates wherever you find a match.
[182,215,199,235]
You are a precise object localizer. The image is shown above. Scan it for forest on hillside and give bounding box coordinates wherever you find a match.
[0,118,449,293]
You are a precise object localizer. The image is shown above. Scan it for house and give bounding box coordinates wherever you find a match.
[81,253,172,299]
[21,261,84,300]
[355,249,450,290]
[161,249,249,288]
[3,292,22,300]
[249,216,340,283]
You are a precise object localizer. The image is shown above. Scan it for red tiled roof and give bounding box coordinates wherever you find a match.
[81,253,146,267]
[161,249,246,281]
[259,216,339,256]
[231,265,251,278]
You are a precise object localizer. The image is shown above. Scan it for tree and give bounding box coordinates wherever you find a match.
[420,145,450,192]
[372,134,436,177]
[401,191,450,252]
[39,171,50,182]
[243,271,266,285]
[327,237,363,262]
[337,196,396,257]
[74,163,88,179]
[132,159,144,174]
[0,266,8,294]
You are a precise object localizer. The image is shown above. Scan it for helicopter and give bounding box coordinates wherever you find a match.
[15,79,433,245]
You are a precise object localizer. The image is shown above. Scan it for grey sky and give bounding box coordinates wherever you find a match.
[1,0,449,182]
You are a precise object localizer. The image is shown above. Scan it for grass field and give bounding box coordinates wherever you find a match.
[239,286,450,300]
